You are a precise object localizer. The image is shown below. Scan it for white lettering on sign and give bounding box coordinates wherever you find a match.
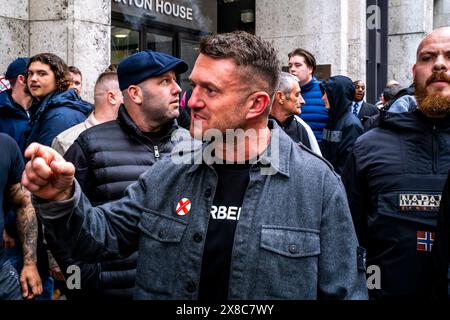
[114,0,193,21]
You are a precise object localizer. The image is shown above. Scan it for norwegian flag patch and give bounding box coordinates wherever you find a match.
[416,231,435,252]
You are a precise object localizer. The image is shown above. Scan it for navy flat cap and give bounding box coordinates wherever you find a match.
[5,57,29,80]
[117,50,188,91]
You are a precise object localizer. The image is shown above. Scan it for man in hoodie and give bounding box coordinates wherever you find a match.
[0,58,32,151]
[342,27,450,299]
[24,53,92,148]
[288,48,328,143]
[320,76,363,175]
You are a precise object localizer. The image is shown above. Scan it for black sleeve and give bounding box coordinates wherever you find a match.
[335,124,363,175]
[341,151,370,248]
[6,136,24,185]
[433,172,450,299]
[298,124,312,149]
[64,140,90,192]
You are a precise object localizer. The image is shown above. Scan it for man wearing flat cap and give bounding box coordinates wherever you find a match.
[41,50,188,300]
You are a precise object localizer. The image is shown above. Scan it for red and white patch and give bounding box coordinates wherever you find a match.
[176,198,191,216]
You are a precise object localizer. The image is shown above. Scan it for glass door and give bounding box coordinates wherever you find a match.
[111,26,140,65]
[146,31,174,56]
[179,38,200,92]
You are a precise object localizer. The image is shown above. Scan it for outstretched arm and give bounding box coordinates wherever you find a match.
[9,182,43,299]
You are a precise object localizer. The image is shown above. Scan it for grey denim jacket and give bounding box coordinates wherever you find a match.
[36,122,368,300]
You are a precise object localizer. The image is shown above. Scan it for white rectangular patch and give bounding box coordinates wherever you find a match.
[399,193,441,212]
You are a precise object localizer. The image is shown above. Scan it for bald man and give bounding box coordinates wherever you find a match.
[51,71,123,155]
[342,27,450,299]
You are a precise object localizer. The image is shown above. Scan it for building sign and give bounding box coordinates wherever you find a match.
[112,0,216,33]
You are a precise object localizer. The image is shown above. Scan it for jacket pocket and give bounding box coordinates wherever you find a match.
[138,209,187,243]
[378,191,439,226]
[260,225,320,258]
[135,210,188,298]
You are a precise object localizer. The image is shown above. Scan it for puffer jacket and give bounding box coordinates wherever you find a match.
[24,88,92,147]
[299,77,329,143]
[45,105,184,299]
[0,90,29,151]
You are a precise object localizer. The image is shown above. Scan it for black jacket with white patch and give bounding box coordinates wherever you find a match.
[342,109,450,299]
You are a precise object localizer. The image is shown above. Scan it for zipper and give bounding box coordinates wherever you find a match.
[432,125,438,174]
[154,145,160,159]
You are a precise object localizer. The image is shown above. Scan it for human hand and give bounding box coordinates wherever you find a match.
[20,263,43,299]
[22,143,75,201]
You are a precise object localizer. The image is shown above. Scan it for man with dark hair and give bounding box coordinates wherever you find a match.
[23,31,367,300]
[68,66,82,96]
[288,48,328,143]
[381,83,403,106]
[342,27,450,299]
[0,58,33,151]
[270,72,321,154]
[24,53,92,147]
[351,80,379,125]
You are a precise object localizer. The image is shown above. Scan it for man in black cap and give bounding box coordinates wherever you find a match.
[42,50,188,300]
[0,57,33,151]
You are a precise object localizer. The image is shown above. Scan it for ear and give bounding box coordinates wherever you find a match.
[17,74,27,85]
[412,64,416,79]
[127,85,143,105]
[106,91,117,105]
[276,91,284,104]
[246,91,271,121]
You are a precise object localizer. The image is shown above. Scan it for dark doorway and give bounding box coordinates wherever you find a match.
[218,0,255,34]
[366,0,388,104]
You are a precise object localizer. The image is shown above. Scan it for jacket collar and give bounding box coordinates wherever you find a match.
[186,119,291,177]
[117,104,178,140]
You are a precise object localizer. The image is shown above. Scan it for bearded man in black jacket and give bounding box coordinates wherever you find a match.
[342,27,450,299]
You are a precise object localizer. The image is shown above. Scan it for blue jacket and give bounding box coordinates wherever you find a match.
[300,77,328,143]
[24,89,92,147]
[0,90,29,151]
[35,121,368,300]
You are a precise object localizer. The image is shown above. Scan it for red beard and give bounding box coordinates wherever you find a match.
[415,72,450,117]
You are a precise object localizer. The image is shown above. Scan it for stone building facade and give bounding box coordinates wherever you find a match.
[1,0,450,102]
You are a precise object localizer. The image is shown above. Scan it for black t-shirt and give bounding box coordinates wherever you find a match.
[0,134,24,264]
[198,163,251,301]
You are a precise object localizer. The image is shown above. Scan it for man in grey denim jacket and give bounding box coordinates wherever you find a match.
[23,31,368,300]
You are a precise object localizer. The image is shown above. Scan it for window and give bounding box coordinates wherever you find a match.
[111,26,139,65]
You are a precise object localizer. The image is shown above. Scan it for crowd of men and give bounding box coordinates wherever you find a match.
[0,26,449,300]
